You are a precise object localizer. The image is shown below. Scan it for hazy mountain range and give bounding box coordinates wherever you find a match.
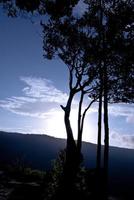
[0,131,134,199]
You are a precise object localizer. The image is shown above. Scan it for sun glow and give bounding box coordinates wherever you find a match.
[43,108,97,144]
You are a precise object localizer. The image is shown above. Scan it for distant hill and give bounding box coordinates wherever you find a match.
[0,131,134,199]
[0,131,66,169]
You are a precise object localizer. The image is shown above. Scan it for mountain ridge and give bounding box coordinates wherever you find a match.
[0,131,134,199]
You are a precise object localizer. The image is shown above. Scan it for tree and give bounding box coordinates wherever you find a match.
[68,1,134,199]
[42,15,98,198]
[83,1,134,199]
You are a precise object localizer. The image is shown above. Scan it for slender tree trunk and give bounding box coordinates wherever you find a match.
[77,91,84,157]
[100,0,109,198]
[95,83,103,200]
[95,1,104,196]
[96,85,102,172]
[96,91,102,172]
[96,0,103,173]
[103,67,109,200]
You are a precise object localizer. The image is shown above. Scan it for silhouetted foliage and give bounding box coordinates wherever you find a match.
[82,1,134,199]
[44,150,90,200]
[0,0,79,17]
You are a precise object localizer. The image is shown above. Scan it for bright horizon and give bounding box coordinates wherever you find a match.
[0,12,134,149]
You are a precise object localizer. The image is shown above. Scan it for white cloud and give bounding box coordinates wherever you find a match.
[110,131,134,149]
[0,126,45,135]
[126,115,134,124]
[21,76,68,103]
[109,103,134,124]
[84,102,134,123]
[109,103,134,117]
[0,76,68,118]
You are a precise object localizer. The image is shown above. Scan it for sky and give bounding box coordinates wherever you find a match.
[0,10,134,149]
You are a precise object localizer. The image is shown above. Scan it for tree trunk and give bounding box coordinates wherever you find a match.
[62,90,76,152]
[77,91,84,163]
[96,0,103,175]
[96,86,102,172]
[59,90,78,199]
[103,68,109,200]
[95,85,103,200]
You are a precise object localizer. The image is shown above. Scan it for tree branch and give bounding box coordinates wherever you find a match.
[77,90,85,140]
[81,98,96,134]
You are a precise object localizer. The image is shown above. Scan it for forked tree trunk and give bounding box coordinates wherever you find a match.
[59,91,78,199]
[61,90,76,153]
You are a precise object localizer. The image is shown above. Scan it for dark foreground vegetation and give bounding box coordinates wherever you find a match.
[0,152,125,200]
[0,131,134,200]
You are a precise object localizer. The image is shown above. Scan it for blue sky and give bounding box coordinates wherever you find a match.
[0,12,134,149]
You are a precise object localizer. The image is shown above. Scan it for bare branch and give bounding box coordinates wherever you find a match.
[60,105,66,111]
[69,68,73,90]
[80,98,96,134]
[78,90,85,138]
[77,90,85,152]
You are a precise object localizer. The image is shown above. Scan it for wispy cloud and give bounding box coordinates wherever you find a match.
[1,76,133,121]
[126,115,134,124]
[0,76,68,118]
[109,103,134,117]
[110,131,134,149]
[88,102,134,125]
[0,126,46,135]
[21,76,68,103]
[109,103,134,124]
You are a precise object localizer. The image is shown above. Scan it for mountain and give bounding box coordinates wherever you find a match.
[0,131,66,169]
[0,131,134,199]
